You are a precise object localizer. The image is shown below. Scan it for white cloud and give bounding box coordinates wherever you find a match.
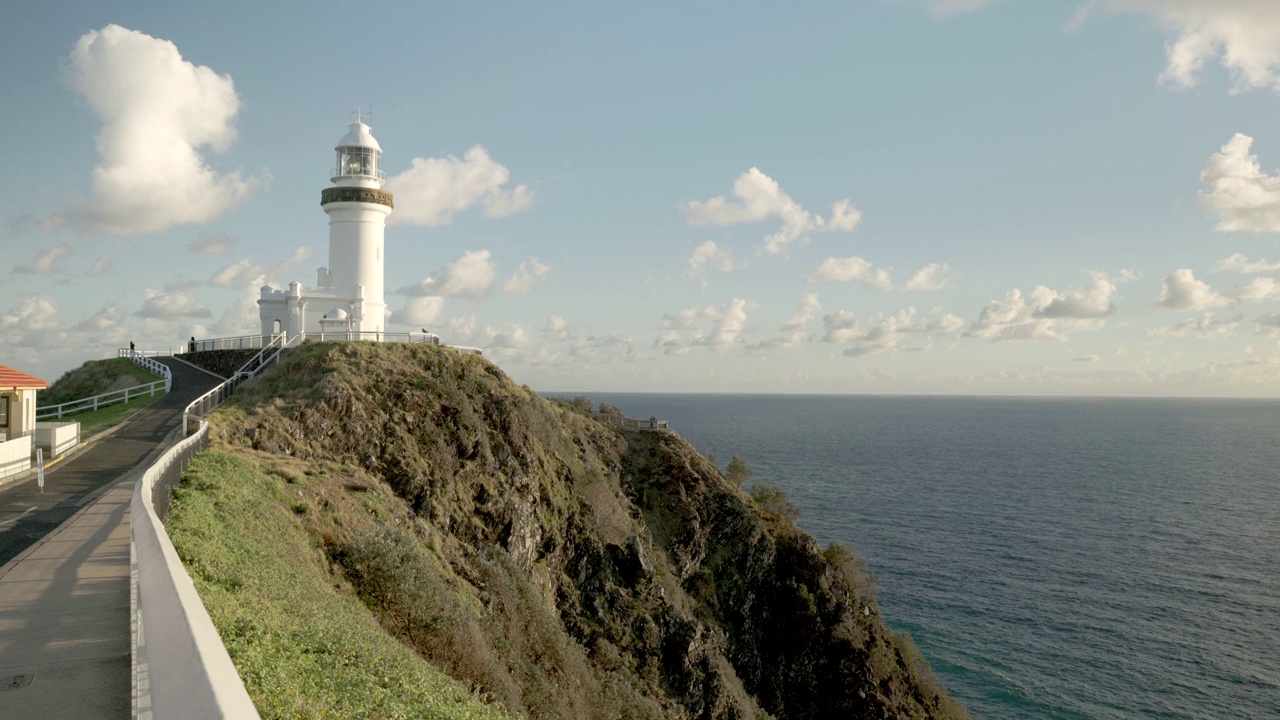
[807,256,893,290]
[209,247,312,288]
[1149,311,1243,338]
[385,146,532,226]
[390,296,446,328]
[657,298,750,354]
[824,306,965,357]
[1200,134,1280,231]
[397,249,496,301]
[59,25,260,235]
[905,262,954,291]
[750,293,821,351]
[1152,265,1228,307]
[1156,268,1231,310]
[14,244,75,274]
[1100,1,1280,93]
[683,168,861,254]
[688,241,737,276]
[1213,252,1280,273]
[1230,276,1280,302]
[134,283,211,319]
[189,231,234,255]
[501,257,552,296]
[968,272,1123,342]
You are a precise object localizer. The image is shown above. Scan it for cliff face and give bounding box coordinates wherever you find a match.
[207,342,968,719]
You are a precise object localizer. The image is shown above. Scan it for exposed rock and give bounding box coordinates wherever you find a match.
[210,341,969,720]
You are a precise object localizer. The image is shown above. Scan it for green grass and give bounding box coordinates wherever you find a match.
[55,391,166,440]
[165,450,510,720]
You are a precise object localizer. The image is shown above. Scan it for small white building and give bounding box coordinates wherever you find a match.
[0,364,48,481]
[0,364,46,442]
[259,116,394,337]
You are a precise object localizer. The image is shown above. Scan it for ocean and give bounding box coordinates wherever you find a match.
[578,393,1280,720]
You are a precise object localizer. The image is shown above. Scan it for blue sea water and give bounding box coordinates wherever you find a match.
[579,393,1280,720]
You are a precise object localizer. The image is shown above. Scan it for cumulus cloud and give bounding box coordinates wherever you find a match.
[209,247,312,288]
[928,1,1280,95]
[1230,276,1280,302]
[688,241,738,277]
[389,296,446,328]
[656,298,750,354]
[824,306,964,357]
[501,257,552,296]
[397,249,496,301]
[0,295,129,367]
[683,168,861,254]
[14,244,74,274]
[1200,134,1280,231]
[968,272,1125,341]
[134,283,211,319]
[1097,0,1280,93]
[189,231,234,255]
[807,256,892,290]
[1149,311,1243,338]
[58,25,260,235]
[1213,252,1280,273]
[385,146,532,226]
[905,262,954,291]
[750,293,821,351]
[1155,268,1231,310]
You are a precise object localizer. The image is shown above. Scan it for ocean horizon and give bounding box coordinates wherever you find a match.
[555,392,1280,720]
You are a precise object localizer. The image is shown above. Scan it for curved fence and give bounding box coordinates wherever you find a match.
[37,352,171,421]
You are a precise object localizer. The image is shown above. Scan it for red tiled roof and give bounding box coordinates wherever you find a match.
[0,364,48,390]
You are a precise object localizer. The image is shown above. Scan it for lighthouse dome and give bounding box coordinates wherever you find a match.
[337,121,382,152]
[324,308,349,320]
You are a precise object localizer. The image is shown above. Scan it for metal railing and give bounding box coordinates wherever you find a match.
[587,412,670,430]
[187,331,483,355]
[182,332,289,435]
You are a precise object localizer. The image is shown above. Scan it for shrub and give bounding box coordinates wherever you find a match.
[725,455,753,487]
[335,525,441,644]
[598,402,624,417]
[750,482,800,521]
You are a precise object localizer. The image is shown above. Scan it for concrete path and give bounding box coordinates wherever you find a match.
[0,358,221,718]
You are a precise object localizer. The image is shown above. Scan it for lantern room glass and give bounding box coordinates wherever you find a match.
[335,147,381,179]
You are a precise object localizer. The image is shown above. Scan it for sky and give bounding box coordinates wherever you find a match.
[4,0,1280,396]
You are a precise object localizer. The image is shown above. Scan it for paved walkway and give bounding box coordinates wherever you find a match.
[0,358,221,718]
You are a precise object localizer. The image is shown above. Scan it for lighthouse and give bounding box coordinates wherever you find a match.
[258,116,395,337]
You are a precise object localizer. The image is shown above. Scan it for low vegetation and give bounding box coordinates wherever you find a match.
[166,451,508,720]
[168,342,969,719]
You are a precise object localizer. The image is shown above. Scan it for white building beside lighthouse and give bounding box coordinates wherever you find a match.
[258,116,395,337]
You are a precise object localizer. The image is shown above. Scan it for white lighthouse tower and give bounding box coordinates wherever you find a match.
[258,116,395,337]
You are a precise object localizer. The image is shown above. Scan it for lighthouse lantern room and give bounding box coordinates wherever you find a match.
[259,115,395,338]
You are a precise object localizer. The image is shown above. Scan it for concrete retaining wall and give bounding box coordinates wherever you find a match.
[131,424,259,719]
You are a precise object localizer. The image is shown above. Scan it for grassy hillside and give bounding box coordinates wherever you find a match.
[40,357,161,406]
[168,341,969,719]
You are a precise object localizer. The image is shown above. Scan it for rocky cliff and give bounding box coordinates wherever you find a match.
[194,341,968,719]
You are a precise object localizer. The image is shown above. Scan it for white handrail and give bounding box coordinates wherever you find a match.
[131,420,260,718]
[183,334,289,435]
[36,380,167,420]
